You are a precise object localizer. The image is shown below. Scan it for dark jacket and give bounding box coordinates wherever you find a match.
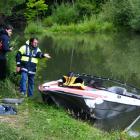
[0,30,11,59]
[16,44,45,75]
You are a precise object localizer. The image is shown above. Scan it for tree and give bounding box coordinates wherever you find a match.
[0,0,25,15]
[24,0,48,22]
[0,0,25,25]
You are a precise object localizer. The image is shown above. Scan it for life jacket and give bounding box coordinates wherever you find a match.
[62,75,85,90]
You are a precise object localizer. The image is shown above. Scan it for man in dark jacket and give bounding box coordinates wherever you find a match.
[0,25,13,80]
[16,37,51,97]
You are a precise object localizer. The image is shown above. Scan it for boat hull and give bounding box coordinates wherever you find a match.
[41,91,91,118]
[41,90,140,120]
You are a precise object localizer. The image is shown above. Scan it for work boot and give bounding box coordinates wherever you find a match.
[19,92,26,97]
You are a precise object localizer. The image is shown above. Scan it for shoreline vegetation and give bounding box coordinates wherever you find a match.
[23,0,140,35]
[24,17,115,36]
[46,15,115,34]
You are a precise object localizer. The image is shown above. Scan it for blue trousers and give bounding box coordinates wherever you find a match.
[20,71,35,97]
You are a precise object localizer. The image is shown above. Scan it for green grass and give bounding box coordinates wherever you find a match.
[0,99,120,140]
[46,17,115,34]
[0,79,19,98]
[0,80,138,140]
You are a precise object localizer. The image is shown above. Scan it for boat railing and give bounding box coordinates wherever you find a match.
[70,72,140,95]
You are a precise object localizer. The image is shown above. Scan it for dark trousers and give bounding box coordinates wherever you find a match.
[0,59,7,80]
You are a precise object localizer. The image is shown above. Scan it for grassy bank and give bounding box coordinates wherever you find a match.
[0,79,138,140]
[47,19,114,34]
[24,16,115,35]
[0,98,126,140]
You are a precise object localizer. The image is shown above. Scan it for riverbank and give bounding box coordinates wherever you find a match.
[24,18,115,35]
[47,19,115,34]
[0,78,137,140]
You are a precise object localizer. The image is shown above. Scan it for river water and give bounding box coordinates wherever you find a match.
[37,32,140,136]
[40,32,140,85]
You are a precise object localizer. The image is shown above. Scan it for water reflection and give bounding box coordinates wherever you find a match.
[40,33,140,85]
[38,32,140,135]
[94,109,140,131]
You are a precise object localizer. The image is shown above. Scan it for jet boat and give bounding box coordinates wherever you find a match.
[38,73,140,120]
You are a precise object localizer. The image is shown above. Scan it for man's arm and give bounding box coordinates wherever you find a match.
[36,48,51,59]
[16,51,22,73]
[1,35,11,52]
[16,51,22,66]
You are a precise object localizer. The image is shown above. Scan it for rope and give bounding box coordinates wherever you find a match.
[123,115,140,132]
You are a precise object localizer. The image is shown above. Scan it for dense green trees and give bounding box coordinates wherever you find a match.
[129,0,140,31]
[1,0,140,32]
[24,0,48,21]
[51,3,78,25]
[0,0,25,25]
[101,0,140,31]
[0,0,25,15]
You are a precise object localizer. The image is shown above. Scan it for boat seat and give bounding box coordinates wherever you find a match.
[108,86,127,95]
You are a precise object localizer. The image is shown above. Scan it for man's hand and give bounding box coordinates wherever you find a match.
[16,67,21,73]
[44,53,51,58]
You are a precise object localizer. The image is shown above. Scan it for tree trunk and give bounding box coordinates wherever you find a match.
[0,13,6,26]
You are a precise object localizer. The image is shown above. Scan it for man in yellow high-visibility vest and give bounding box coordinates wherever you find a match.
[16,37,51,97]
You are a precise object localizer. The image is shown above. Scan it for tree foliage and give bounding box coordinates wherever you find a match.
[75,0,106,17]
[51,3,78,25]
[101,0,133,27]
[24,0,48,21]
[129,0,140,31]
[0,0,25,15]
[1,0,140,32]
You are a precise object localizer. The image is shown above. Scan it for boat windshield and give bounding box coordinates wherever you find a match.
[71,73,140,97]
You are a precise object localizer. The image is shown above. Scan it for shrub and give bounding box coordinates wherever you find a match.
[76,0,97,17]
[43,16,54,27]
[129,0,140,31]
[51,3,79,25]
[24,0,48,22]
[24,22,44,35]
[48,15,114,33]
[101,0,133,27]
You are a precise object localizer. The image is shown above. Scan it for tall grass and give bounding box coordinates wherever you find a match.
[48,16,114,33]
[24,22,45,35]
